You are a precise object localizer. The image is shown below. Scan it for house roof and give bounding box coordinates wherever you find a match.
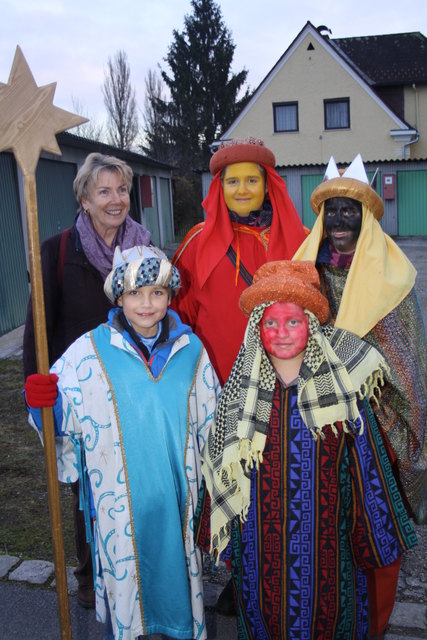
[56,131,174,170]
[221,21,413,141]
[332,31,427,86]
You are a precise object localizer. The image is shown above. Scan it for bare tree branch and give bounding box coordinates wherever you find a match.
[102,50,139,149]
[71,97,106,142]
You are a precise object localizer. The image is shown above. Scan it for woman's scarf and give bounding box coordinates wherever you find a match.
[196,167,307,288]
[76,211,151,279]
[293,204,416,337]
[201,306,389,561]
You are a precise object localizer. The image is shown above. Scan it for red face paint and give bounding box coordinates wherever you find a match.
[260,302,309,360]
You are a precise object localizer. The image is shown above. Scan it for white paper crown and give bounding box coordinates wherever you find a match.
[112,244,167,268]
[312,153,384,219]
[323,154,369,184]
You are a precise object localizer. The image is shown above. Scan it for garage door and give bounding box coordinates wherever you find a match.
[398,170,427,236]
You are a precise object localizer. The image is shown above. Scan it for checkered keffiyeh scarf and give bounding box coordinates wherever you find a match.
[201,306,389,561]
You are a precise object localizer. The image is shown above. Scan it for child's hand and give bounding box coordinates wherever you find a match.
[25,373,59,408]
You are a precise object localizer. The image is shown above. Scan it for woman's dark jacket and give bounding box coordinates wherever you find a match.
[23,225,113,378]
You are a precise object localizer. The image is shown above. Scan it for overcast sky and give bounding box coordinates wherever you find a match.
[1,0,426,129]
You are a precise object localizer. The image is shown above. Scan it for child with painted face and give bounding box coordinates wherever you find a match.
[323,196,362,255]
[172,137,308,388]
[260,302,309,384]
[200,260,417,640]
[24,246,220,640]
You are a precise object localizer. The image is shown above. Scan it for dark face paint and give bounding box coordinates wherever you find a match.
[324,197,362,254]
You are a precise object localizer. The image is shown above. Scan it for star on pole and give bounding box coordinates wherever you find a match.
[0,47,88,640]
[0,46,87,175]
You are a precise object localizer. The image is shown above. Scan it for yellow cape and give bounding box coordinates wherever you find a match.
[293,204,416,337]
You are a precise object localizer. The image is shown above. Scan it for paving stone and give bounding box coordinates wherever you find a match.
[402,590,426,601]
[8,559,54,584]
[389,602,426,631]
[405,576,427,591]
[51,565,78,594]
[386,635,426,640]
[0,555,20,578]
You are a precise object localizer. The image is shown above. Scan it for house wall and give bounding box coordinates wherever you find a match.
[226,30,422,166]
[404,84,427,158]
[214,24,427,245]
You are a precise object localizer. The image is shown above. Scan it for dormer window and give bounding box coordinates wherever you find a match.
[324,98,350,129]
[273,102,299,132]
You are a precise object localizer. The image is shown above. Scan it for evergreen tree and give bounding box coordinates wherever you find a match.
[160,0,249,173]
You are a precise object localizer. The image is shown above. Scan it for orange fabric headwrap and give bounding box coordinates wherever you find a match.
[196,166,307,288]
[239,260,330,322]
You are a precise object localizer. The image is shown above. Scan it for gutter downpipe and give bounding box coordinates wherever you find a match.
[402,132,420,159]
[402,84,420,158]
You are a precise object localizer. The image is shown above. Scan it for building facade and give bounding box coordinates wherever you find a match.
[204,22,427,236]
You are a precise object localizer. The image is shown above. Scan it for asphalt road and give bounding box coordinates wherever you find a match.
[0,581,238,639]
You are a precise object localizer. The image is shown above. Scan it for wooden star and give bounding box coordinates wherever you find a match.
[0,46,87,175]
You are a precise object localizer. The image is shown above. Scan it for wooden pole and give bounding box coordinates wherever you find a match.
[24,173,72,639]
[0,47,87,638]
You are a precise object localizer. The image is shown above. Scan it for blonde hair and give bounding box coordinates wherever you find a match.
[73,153,133,204]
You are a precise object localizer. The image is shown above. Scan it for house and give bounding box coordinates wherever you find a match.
[204,21,427,236]
[0,132,175,336]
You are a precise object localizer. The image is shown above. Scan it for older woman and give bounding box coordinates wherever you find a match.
[23,152,151,609]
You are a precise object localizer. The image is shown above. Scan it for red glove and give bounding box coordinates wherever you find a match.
[25,373,59,408]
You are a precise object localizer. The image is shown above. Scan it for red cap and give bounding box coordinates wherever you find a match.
[210,137,275,175]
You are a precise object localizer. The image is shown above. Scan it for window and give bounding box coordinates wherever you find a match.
[273,102,298,132]
[324,98,350,129]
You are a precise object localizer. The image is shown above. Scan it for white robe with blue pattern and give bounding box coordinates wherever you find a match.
[31,324,219,640]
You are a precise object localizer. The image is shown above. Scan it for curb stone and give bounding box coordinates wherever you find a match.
[1,556,78,594]
[0,555,20,578]
[8,559,54,584]
[388,601,426,632]
[386,636,427,640]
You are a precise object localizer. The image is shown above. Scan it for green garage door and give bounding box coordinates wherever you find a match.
[398,170,427,236]
[36,158,78,242]
[0,156,78,336]
[0,154,29,335]
[301,174,323,229]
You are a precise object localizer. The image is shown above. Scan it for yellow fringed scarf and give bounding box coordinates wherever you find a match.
[202,308,389,561]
